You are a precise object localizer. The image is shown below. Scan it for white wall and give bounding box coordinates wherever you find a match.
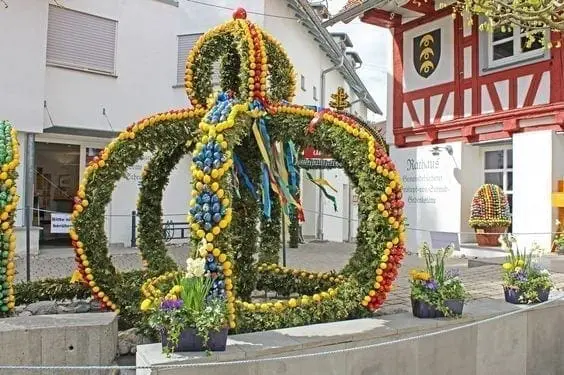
[459,144,482,244]
[512,131,553,251]
[390,142,463,251]
[0,1,48,133]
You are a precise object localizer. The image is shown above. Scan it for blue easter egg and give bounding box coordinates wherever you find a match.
[206,254,215,263]
[212,203,220,213]
[203,222,212,231]
[213,213,221,223]
[204,158,212,167]
[213,159,221,169]
[203,166,211,174]
[194,213,203,222]
[211,194,219,203]
[202,203,210,212]
[214,143,221,152]
[208,263,217,272]
[203,213,212,223]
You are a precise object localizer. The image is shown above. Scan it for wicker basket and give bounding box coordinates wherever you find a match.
[475,226,507,247]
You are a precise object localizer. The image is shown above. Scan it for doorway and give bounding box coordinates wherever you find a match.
[34,142,80,248]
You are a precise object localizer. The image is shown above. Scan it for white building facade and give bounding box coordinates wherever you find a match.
[0,0,377,254]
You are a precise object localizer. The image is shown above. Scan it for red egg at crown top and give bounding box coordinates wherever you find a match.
[233,7,247,19]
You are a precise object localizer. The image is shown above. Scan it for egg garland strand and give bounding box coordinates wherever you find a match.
[0,120,19,316]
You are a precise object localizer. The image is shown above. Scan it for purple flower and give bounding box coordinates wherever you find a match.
[160,299,184,311]
[514,270,528,282]
[446,268,460,278]
[425,280,438,291]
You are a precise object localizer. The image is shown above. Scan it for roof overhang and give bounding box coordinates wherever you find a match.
[43,126,118,139]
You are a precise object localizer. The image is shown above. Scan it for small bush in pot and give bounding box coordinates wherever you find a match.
[140,243,228,356]
[409,243,468,318]
[500,235,553,304]
[468,184,511,247]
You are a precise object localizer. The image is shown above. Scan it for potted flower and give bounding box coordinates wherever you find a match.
[140,243,228,355]
[500,235,553,304]
[468,184,511,247]
[409,243,467,318]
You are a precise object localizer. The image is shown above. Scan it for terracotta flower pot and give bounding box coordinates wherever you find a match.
[475,226,507,247]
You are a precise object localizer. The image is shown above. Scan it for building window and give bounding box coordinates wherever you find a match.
[313,86,318,101]
[46,5,117,75]
[177,34,219,87]
[301,75,306,91]
[483,147,513,228]
[487,27,545,68]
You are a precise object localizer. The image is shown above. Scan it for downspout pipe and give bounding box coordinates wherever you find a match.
[315,55,345,241]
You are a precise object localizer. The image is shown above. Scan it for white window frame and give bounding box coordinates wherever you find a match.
[301,75,306,91]
[46,5,118,76]
[487,26,547,69]
[481,146,513,220]
[313,86,318,101]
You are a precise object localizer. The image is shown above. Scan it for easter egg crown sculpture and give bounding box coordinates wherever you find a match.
[69,9,406,332]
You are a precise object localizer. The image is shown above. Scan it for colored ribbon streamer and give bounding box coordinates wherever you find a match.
[233,154,258,200]
[306,171,338,212]
[261,163,271,219]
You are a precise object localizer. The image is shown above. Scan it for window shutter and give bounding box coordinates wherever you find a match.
[177,34,201,85]
[177,34,221,87]
[46,5,117,74]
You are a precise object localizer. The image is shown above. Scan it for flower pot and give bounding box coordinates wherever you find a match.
[411,298,441,318]
[444,299,464,316]
[161,327,228,352]
[503,287,551,304]
[475,226,507,247]
[411,297,464,318]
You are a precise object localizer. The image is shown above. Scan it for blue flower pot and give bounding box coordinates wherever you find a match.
[411,298,464,318]
[161,327,228,352]
[504,287,550,304]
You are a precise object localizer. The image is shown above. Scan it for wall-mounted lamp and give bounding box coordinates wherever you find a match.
[430,145,453,157]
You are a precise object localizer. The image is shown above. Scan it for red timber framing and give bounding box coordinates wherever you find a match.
[361,6,564,147]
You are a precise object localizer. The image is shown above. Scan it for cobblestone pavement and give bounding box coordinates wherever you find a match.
[17,241,564,314]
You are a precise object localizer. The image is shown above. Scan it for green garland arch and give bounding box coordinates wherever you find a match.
[136,144,190,274]
[72,12,406,332]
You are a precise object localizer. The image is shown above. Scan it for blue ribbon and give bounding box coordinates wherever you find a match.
[261,163,271,219]
[233,154,258,200]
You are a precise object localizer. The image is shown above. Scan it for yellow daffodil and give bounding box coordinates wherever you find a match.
[140,299,153,311]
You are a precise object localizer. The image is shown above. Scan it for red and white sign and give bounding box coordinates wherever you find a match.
[303,147,332,159]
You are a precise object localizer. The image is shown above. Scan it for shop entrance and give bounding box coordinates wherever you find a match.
[34,142,80,248]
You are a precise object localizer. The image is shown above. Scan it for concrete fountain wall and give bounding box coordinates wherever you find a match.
[137,295,564,375]
[0,312,117,375]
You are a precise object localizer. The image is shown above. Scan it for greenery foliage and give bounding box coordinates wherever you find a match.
[258,191,281,264]
[409,243,468,316]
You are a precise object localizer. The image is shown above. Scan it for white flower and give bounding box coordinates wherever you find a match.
[198,239,208,257]
[186,257,206,278]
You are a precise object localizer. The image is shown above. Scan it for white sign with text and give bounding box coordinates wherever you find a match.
[51,213,72,234]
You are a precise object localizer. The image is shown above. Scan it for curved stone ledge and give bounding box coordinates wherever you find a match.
[136,293,564,375]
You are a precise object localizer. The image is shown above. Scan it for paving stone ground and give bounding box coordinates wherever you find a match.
[17,241,564,315]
